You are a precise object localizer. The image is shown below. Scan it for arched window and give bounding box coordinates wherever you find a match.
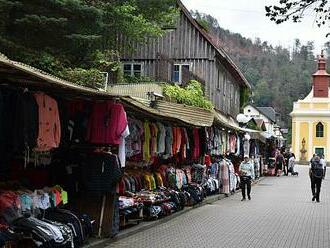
[316,122,324,137]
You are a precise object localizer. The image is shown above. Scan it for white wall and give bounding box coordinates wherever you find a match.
[244,105,274,134]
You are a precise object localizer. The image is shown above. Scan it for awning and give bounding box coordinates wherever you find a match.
[213,110,257,132]
[121,96,215,127]
[213,111,241,131]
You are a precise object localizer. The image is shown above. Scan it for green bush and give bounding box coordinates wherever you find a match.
[59,68,105,89]
[163,80,213,110]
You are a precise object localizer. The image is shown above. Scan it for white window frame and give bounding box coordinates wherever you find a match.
[123,62,144,77]
[173,63,192,84]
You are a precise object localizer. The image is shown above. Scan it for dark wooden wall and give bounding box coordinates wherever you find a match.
[120,10,241,117]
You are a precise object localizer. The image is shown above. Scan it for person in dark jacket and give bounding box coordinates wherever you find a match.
[309,156,324,202]
[275,151,284,177]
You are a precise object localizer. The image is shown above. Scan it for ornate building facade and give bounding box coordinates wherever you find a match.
[291,53,330,162]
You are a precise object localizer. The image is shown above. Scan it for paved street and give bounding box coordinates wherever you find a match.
[109,165,330,248]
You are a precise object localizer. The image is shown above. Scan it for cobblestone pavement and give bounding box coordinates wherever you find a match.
[109,165,330,248]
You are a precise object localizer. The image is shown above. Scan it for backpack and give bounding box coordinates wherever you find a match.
[312,161,324,178]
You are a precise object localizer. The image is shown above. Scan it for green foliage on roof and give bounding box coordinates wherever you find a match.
[163,80,214,110]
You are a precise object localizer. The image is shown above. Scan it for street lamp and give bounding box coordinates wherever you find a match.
[236,113,249,126]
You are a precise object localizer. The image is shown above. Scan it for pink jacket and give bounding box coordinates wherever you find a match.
[87,101,127,145]
[34,93,61,151]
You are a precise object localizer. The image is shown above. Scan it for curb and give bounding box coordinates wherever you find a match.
[83,177,265,248]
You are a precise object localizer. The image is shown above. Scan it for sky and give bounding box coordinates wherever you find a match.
[181,0,329,54]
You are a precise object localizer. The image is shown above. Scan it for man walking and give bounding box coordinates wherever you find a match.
[309,156,324,202]
[239,155,255,201]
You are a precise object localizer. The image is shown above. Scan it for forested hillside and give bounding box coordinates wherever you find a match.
[192,11,327,129]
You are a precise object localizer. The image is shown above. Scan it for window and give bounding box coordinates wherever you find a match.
[172,64,190,84]
[173,65,180,82]
[217,72,222,90]
[222,73,227,95]
[123,63,143,77]
[315,148,324,157]
[316,122,324,137]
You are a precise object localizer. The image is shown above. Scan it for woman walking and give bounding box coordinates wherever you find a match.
[239,155,255,201]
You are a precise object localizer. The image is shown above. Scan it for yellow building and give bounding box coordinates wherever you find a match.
[291,53,330,162]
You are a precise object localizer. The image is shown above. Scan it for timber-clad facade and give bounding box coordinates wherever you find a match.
[120,0,250,118]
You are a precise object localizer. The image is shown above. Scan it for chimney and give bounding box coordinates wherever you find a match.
[313,51,329,97]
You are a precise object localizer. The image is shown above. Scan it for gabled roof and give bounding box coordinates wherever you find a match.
[254,118,267,131]
[177,0,251,89]
[256,107,276,123]
[244,104,276,123]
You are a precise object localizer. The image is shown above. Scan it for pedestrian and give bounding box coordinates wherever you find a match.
[310,154,316,164]
[309,156,324,202]
[239,155,255,201]
[320,155,326,179]
[288,153,298,175]
[275,151,284,177]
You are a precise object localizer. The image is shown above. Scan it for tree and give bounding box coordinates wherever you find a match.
[0,0,178,86]
[265,0,329,28]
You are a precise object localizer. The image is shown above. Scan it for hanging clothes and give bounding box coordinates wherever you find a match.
[13,91,39,152]
[118,124,130,168]
[143,121,151,161]
[229,134,237,153]
[227,159,237,193]
[164,126,173,157]
[157,122,166,154]
[243,139,250,157]
[221,132,227,155]
[219,160,230,194]
[86,101,127,145]
[180,128,187,159]
[193,128,200,160]
[199,128,207,156]
[235,135,241,156]
[126,118,143,158]
[172,127,182,155]
[149,123,158,156]
[64,100,89,144]
[34,92,61,151]
[212,128,222,156]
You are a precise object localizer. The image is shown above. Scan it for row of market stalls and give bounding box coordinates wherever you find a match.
[0,54,277,247]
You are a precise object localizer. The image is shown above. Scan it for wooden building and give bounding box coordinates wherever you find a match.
[119,0,251,118]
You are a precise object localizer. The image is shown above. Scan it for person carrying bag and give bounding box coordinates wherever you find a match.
[239,155,255,201]
[310,156,324,202]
